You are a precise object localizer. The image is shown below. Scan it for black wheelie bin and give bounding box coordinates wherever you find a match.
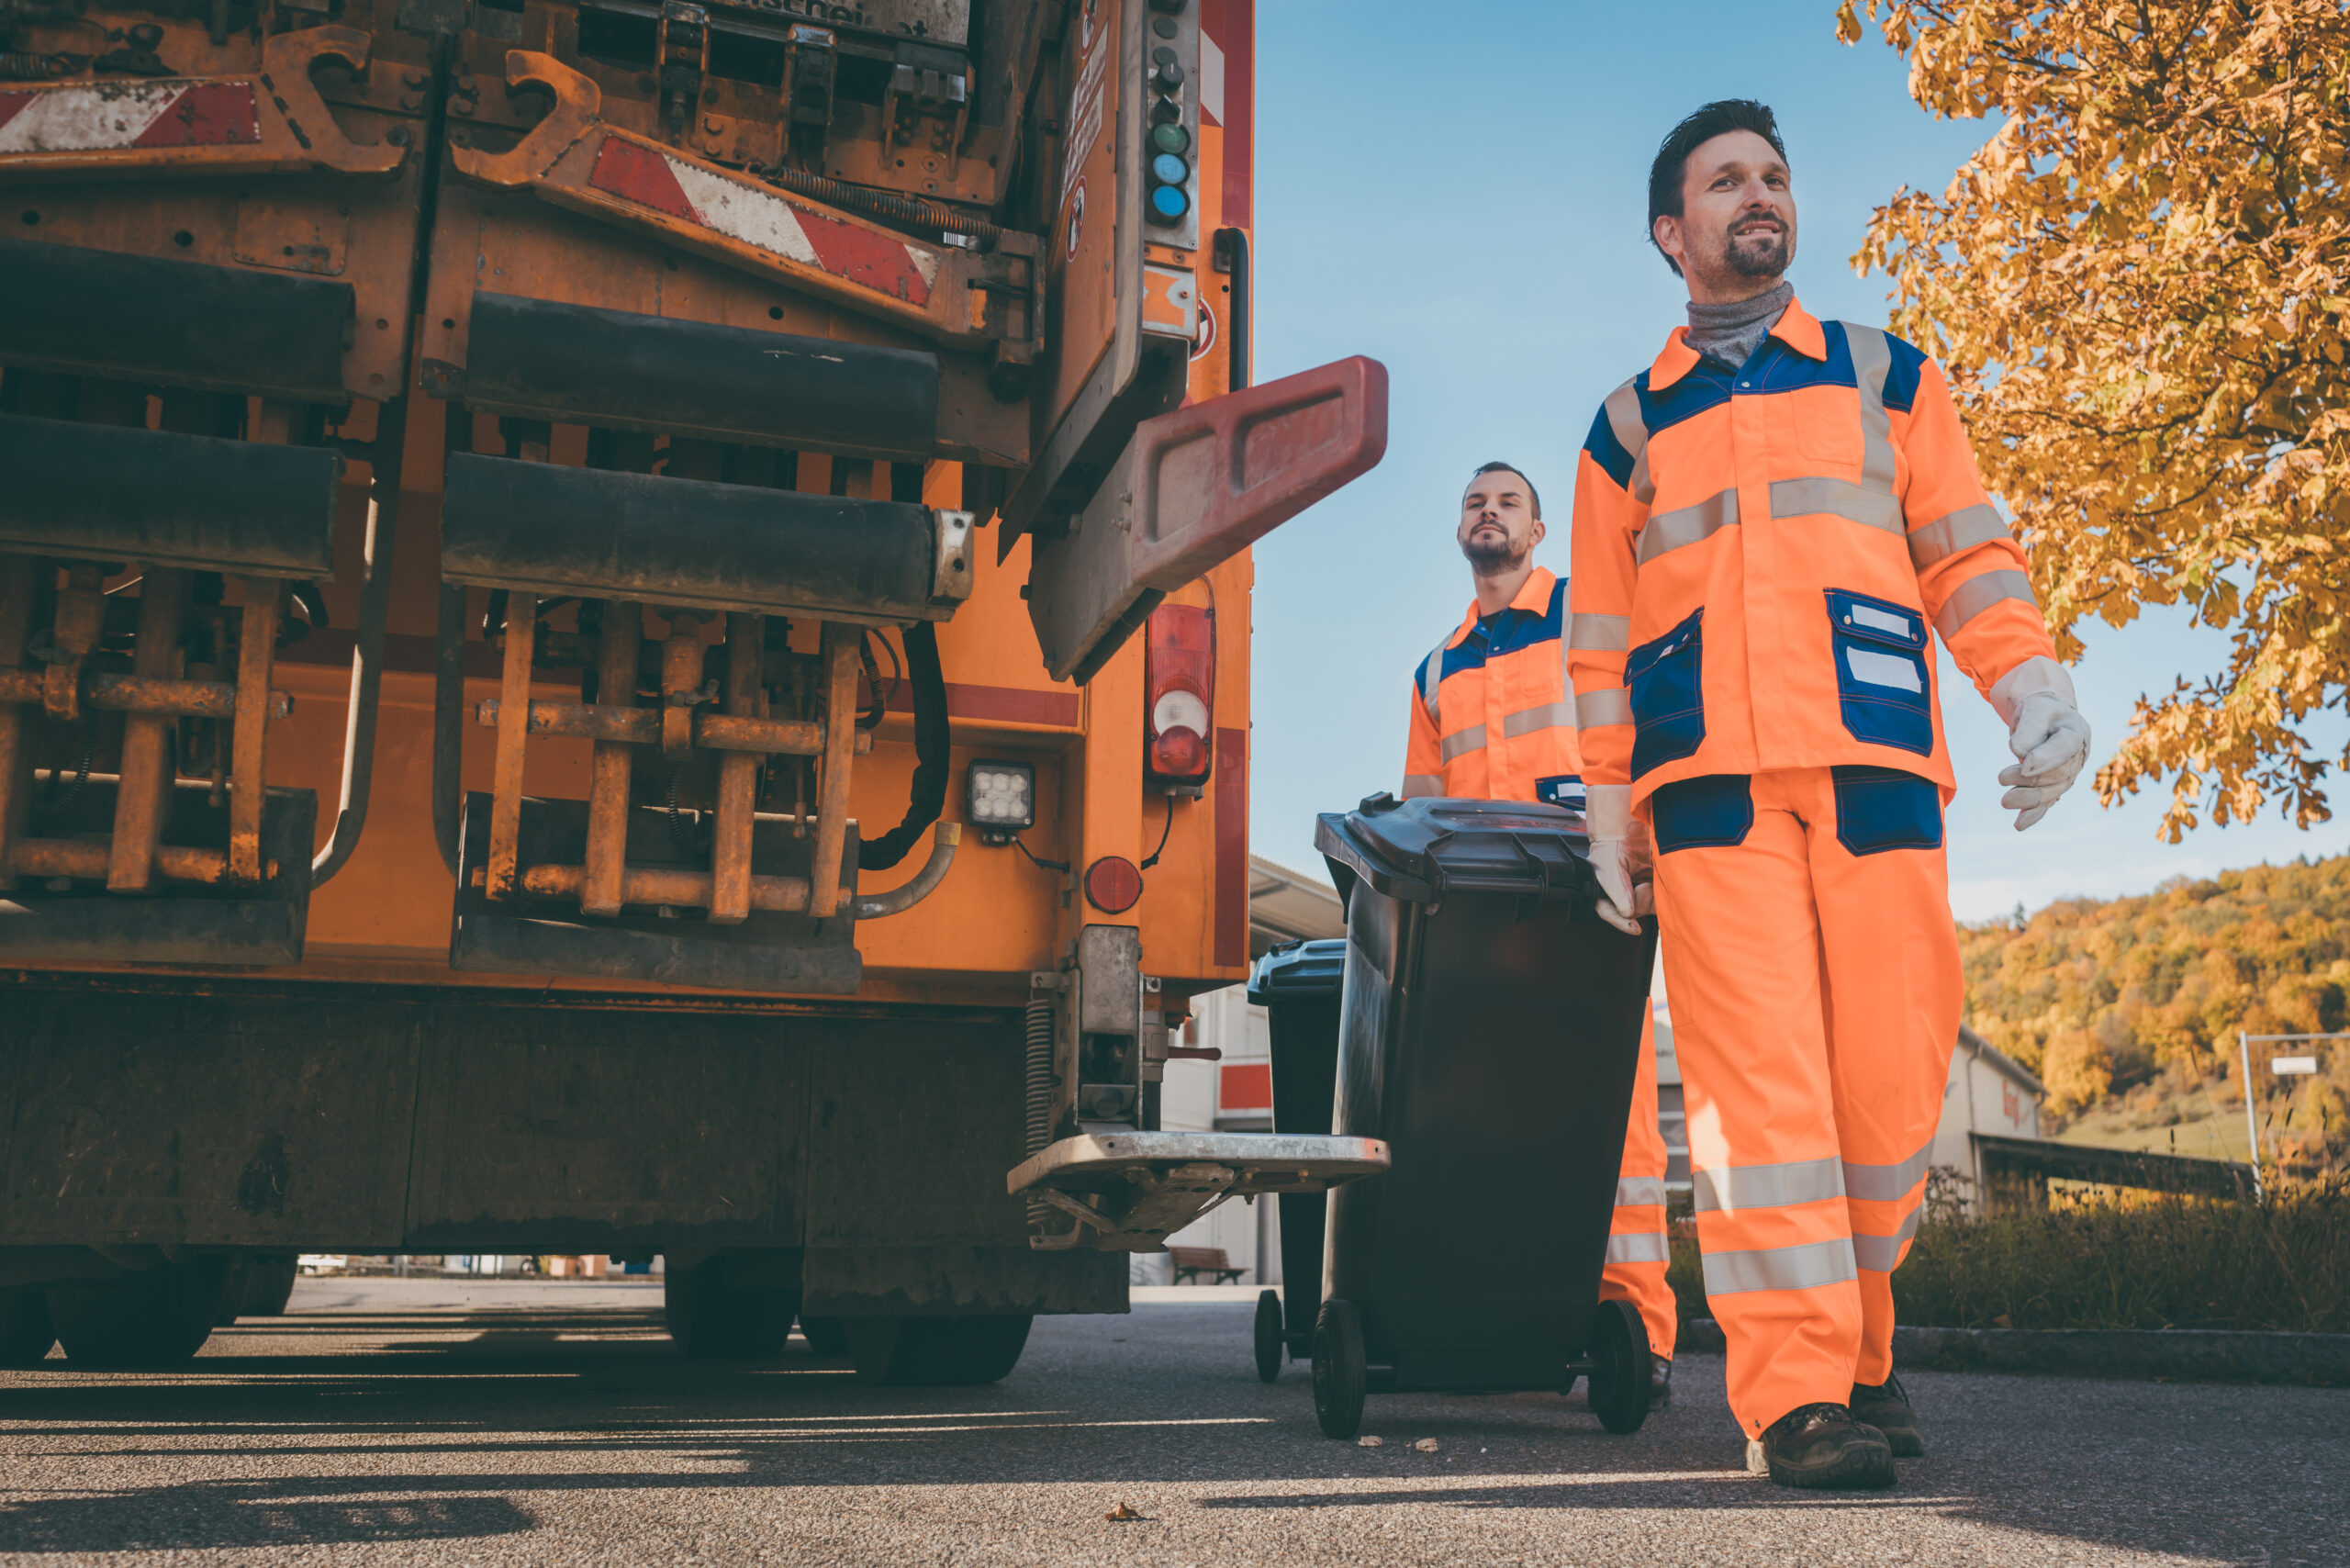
[1307,793,1657,1439]
[1246,936,1348,1381]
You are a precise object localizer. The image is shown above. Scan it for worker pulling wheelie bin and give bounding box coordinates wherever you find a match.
[1305,793,1657,1439]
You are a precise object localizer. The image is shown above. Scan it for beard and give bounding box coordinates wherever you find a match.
[1723,221,1791,280]
[1461,532,1528,575]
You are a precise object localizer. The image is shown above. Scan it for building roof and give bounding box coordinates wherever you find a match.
[1248,856,1346,952]
[1959,1023,2045,1097]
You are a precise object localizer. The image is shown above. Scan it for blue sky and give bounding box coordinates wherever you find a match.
[1239,0,2347,923]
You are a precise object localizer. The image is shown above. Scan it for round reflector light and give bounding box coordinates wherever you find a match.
[1084,856,1144,914]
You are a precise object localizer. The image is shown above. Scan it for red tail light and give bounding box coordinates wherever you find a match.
[1144,602,1214,786]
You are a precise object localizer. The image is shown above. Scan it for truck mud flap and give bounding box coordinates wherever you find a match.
[449,792,864,995]
[451,293,940,460]
[1026,355,1389,683]
[1008,1131,1391,1252]
[0,414,341,577]
[0,236,354,407]
[0,780,315,967]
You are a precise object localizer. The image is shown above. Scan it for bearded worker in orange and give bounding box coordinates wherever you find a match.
[1404,460,1678,1414]
[1567,100,2091,1489]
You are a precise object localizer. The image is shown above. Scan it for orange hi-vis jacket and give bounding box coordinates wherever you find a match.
[1403,566,1584,806]
[1566,298,2057,807]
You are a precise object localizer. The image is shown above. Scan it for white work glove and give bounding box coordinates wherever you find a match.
[1990,656,2092,832]
[1584,783,1654,935]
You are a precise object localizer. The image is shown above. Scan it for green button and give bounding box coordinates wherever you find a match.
[1150,122,1192,156]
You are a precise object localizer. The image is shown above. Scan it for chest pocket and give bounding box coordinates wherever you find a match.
[1628,609,1706,779]
[1826,588,1931,755]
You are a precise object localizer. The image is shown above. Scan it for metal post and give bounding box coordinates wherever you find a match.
[2239,1030,2262,1201]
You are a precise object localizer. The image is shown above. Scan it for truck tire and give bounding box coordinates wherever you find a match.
[48,1256,233,1366]
[1,1290,55,1367]
[664,1258,797,1359]
[240,1255,300,1318]
[797,1315,849,1356]
[843,1315,1033,1385]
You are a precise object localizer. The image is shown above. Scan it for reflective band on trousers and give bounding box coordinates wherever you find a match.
[1576,688,1632,728]
[1701,1236,1859,1296]
[1841,1136,1938,1202]
[1615,1176,1666,1207]
[1502,700,1574,739]
[1934,568,2039,639]
[1401,774,1444,799]
[1438,722,1487,763]
[1606,1232,1673,1266]
[1570,612,1630,652]
[1852,1204,1923,1272]
[1639,487,1740,564]
[1770,475,1904,535]
[1692,1156,1845,1214]
[1908,501,2012,569]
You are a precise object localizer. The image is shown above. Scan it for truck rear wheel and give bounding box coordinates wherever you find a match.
[664,1259,798,1359]
[239,1255,300,1318]
[843,1315,1033,1385]
[1,1289,56,1367]
[48,1256,233,1366]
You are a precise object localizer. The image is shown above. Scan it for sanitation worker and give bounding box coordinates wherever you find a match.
[1403,459,1678,1413]
[1565,99,2091,1489]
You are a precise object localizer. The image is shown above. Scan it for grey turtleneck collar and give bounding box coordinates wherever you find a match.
[1684,280,1795,371]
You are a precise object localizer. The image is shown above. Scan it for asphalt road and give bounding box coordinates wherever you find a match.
[1,1278,2342,1567]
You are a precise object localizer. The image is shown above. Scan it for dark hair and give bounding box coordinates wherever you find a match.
[1646,99,1787,277]
[1465,460,1539,520]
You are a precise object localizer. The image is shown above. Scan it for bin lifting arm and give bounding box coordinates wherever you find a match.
[1008,1131,1390,1252]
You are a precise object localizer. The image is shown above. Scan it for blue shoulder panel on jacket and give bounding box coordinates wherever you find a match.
[1880,331,1929,413]
[1582,403,1635,491]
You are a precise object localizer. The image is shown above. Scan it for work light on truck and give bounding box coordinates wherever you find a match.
[967,760,1037,845]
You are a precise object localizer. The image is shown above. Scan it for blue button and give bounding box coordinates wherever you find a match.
[1151,151,1191,186]
[1149,185,1190,220]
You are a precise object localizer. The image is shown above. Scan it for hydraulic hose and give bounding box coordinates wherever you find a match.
[857,621,946,872]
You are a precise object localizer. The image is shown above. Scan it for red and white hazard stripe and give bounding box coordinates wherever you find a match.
[588,138,939,307]
[0,80,260,154]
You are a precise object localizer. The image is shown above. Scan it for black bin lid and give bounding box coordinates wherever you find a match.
[1314,793,1594,906]
[1247,936,1348,1004]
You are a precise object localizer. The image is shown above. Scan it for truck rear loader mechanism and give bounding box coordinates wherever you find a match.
[0,0,1386,1374]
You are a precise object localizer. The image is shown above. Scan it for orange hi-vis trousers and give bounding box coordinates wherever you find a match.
[1599,1012,1676,1362]
[1649,766,1959,1437]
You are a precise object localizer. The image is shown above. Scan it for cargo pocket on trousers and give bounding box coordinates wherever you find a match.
[1651,774,1753,853]
[1831,766,1942,856]
[1825,589,1931,756]
[1628,609,1705,779]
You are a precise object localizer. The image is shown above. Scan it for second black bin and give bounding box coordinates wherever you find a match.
[1308,793,1658,1439]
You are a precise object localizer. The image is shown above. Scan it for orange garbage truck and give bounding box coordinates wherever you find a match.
[0,0,1390,1373]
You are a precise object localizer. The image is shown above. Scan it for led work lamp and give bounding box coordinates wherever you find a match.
[966,759,1036,846]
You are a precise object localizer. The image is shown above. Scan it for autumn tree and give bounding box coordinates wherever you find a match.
[1840,0,2350,839]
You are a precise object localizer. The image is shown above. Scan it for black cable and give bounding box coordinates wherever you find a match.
[857,621,947,871]
[1013,835,1069,874]
[1138,792,1176,870]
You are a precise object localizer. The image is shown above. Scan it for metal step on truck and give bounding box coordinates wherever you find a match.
[0,0,1390,1375]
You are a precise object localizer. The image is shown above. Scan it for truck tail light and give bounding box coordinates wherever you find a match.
[1144,602,1213,786]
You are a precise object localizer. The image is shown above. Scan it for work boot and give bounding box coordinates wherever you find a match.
[1757,1403,1896,1490]
[1850,1373,1925,1457]
[1650,1357,1672,1410]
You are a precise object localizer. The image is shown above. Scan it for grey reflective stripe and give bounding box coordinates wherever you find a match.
[1702,1237,1858,1296]
[1638,487,1740,564]
[1615,1177,1666,1208]
[1852,1204,1924,1272]
[1692,1156,1846,1215]
[1606,1232,1673,1266]
[1842,1136,1938,1202]
[1576,688,1632,728]
[1934,568,2039,640]
[1418,647,1444,726]
[1438,723,1488,763]
[1908,501,2011,570]
[1570,613,1630,652]
[1604,379,1655,505]
[1771,476,1905,536]
[1845,323,1899,494]
[1401,774,1445,799]
[1501,700,1574,740]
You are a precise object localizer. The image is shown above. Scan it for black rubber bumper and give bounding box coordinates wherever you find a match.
[440,452,942,621]
[0,235,352,405]
[458,293,939,459]
[0,412,341,576]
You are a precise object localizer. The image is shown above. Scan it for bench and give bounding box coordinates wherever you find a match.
[1169,1246,1246,1285]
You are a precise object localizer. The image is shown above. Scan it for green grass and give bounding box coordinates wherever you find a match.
[1668,1182,2350,1334]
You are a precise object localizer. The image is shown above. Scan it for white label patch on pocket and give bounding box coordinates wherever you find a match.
[1849,602,1919,641]
[1846,646,1924,693]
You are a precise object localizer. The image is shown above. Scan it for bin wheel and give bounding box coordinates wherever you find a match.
[1311,1299,1368,1439]
[797,1315,849,1357]
[1252,1289,1284,1383]
[1,1289,55,1367]
[844,1315,1034,1385]
[1585,1298,1653,1435]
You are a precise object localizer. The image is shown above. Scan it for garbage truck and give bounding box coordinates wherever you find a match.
[0,0,1390,1375]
